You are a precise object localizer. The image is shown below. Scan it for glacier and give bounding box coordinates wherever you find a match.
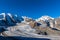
[0,13,60,40]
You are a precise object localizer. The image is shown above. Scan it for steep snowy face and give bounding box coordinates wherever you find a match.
[36,15,54,22]
[0,13,24,26]
[0,13,6,26]
[0,13,6,20]
[0,13,24,33]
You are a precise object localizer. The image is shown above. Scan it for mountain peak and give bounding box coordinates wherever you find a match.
[7,13,12,18]
[0,13,6,20]
[36,15,54,22]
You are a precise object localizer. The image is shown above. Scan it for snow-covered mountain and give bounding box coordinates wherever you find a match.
[21,16,35,24]
[0,13,60,37]
[0,13,6,20]
[0,13,24,26]
[0,13,54,27]
[36,15,54,22]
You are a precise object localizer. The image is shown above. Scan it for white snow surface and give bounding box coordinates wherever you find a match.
[36,15,54,22]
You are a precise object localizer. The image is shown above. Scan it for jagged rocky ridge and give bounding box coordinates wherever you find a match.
[0,13,60,36]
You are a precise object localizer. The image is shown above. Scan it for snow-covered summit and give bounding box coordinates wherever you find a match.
[36,15,54,22]
[0,13,24,26]
[22,16,34,22]
[0,13,6,20]
[22,16,32,20]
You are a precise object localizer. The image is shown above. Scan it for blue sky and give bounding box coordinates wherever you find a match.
[0,0,60,19]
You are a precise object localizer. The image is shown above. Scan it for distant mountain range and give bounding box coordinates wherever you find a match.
[0,13,60,37]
